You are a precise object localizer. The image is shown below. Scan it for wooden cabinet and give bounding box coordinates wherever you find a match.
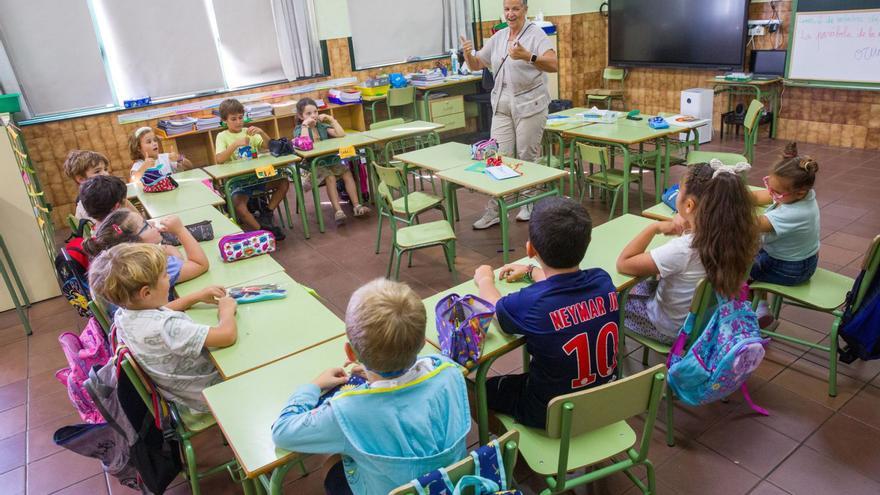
[428,95,466,131]
[157,102,367,166]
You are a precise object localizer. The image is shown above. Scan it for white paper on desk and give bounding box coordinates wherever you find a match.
[666,115,710,128]
[579,107,619,123]
[485,165,519,180]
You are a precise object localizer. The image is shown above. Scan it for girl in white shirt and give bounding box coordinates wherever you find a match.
[617,162,760,344]
[128,126,193,182]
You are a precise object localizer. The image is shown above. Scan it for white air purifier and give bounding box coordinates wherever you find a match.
[680,88,714,144]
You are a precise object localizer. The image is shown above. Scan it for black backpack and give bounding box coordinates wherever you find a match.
[55,243,92,318]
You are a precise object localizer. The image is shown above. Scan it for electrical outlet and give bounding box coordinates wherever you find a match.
[749,25,766,36]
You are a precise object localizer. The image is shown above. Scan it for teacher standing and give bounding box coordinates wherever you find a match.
[461,0,558,229]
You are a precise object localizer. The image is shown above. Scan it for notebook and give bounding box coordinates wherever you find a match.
[485,164,519,180]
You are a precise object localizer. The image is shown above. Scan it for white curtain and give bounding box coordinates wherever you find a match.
[211,0,286,88]
[271,0,324,81]
[442,0,472,53]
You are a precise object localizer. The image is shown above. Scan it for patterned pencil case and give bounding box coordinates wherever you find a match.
[141,167,178,193]
[218,230,275,262]
[160,221,215,246]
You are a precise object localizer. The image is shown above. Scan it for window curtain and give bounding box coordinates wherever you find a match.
[442,0,472,53]
[211,0,286,88]
[270,0,324,81]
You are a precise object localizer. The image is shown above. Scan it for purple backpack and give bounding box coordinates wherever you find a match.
[435,294,495,367]
[55,318,112,423]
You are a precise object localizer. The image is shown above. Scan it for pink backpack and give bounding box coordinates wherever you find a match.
[55,318,112,423]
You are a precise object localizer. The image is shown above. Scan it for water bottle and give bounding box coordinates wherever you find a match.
[450,49,459,75]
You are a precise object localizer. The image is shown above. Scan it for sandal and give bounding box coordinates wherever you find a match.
[353,204,371,217]
[335,209,347,223]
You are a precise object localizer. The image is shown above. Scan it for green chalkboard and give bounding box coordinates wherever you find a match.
[797,0,880,13]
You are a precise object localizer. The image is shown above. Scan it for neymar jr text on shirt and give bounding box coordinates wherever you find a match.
[548,292,619,332]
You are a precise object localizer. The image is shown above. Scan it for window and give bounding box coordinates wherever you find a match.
[0,0,115,116]
[0,0,324,120]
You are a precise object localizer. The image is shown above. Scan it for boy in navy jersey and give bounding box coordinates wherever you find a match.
[474,197,619,428]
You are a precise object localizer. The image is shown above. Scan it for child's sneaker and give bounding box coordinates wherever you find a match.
[756,301,774,329]
[335,210,347,224]
[353,204,370,217]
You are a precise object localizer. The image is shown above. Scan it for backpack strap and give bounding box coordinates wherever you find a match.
[470,439,507,489]
[740,383,769,416]
[410,466,455,495]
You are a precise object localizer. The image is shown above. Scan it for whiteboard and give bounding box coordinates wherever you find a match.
[787,9,880,84]
[347,0,448,69]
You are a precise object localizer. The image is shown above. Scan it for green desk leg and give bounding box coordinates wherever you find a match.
[367,99,383,124]
[308,158,326,234]
[285,165,311,239]
[474,354,501,445]
[267,463,293,495]
[498,188,561,264]
[0,236,31,336]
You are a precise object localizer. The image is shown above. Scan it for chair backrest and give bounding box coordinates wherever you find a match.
[388,86,416,107]
[388,430,520,495]
[743,99,764,134]
[577,143,614,187]
[854,235,880,310]
[120,354,159,417]
[688,278,717,337]
[546,364,667,438]
[604,67,625,88]
[370,117,406,130]
[88,299,112,334]
[372,162,411,218]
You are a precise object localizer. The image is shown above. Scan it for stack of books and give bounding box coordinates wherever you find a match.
[245,102,273,120]
[157,116,196,136]
[195,115,221,131]
[410,70,445,87]
[327,89,362,105]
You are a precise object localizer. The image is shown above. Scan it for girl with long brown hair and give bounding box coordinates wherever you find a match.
[616,162,760,344]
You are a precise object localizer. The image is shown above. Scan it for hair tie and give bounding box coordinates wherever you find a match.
[709,158,751,178]
[112,224,123,234]
[134,126,152,139]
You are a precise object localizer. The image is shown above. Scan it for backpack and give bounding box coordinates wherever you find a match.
[471,139,499,161]
[838,267,880,363]
[662,183,680,213]
[337,156,370,202]
[82,346,183,494]
[55,318,112,423]
[666,295,768,412]
[55,243,92,318]
[410,439,521,495]
[435,294,495,367]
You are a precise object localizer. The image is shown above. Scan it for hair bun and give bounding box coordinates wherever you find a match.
[800,157,819,174]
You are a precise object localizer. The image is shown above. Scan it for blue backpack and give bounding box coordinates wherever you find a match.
[667,295,767,413]
[661,184,679,212]
[411,439,521,495]
[838,266,880,363]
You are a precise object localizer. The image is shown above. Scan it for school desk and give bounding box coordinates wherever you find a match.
[202,335,446,493]
[203,154,305,238]
[563,122,680,215]
[131,169,225,218]
[186,271,344,379]
[294,133,379,233]
[437,157,567,264]
[424,213,671,444]
[641,185,768,222]
[125,168,211,199]
[362,120,445,163]
[173,248,284,299]
[156,205,241,241]
[393,142,475,173]
[709,77,782,139]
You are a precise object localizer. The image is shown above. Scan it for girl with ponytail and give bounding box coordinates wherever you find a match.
[617,162,760,344]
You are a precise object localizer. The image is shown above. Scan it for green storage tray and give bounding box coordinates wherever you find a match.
[0,94,21,114]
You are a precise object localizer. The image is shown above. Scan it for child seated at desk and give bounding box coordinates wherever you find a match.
[84,208,210,304]
[751,150,821,327]
[214,98,288,240]
[294,97,370,224]
[78,174,137,227]
[473,197,619,428]
[617,162,759,344]
[128,126,192,182]
[88,243,236,414]
[63,150,134,225]
[271,278,469,495]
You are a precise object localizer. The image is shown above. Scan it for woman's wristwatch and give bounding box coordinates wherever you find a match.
[529,53,538,64]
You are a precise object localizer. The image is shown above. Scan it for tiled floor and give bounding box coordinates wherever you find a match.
[1,134,878,494]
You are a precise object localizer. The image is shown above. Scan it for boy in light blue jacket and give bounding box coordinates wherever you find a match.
[271,278,470,495]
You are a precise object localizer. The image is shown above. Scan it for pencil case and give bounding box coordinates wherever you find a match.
[218,230,275,263]
[141,167,178,193]
[160,221,215,246]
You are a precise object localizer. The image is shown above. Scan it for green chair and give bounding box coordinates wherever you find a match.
[387,86,418,121]
[119,354,237,495]
[585,68,626,110]
[370,117,438,192]
[576,143,643,220]
[621,278,716,447]
[88,299,111,335]
[0,234,31,336]
[497,364,666,495]
[687,99,763,166]
[372,162,447,255]
[750,235,880,397]
[389,430,520,495]
[373,163,456,281]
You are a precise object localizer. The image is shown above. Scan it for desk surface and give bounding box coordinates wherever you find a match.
[203,335,444,478]
[135,171,224,218]
[393,142,475,172]
[294,133,378,159]
[127,168,212,199]
[157,205,241,241]
[642,186,767,222]
[187,271,345,379]
[438,160,567,197]
[362,120,444,142]
[424,214,669,361]
[174,249,284,299]
[563,121,679,145]
[203,155,301,180]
